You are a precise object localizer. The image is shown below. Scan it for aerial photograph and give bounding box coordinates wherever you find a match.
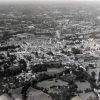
[1,0,100,100]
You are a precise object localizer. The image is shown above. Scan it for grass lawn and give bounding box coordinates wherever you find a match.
[37,78,68,89]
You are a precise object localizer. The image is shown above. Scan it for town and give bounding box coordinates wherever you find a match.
[0,1,100,100]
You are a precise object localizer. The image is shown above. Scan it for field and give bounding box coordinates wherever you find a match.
[0,94,11,100]
[37,78,68,93]
[0,87,52,100]
[76,81,96,100]
[76,81,90,91]
[47,68,64,75]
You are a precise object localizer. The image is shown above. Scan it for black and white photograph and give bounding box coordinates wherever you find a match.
[0,0,100,100]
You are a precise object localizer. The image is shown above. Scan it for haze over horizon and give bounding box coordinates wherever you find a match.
[0,0,100,3]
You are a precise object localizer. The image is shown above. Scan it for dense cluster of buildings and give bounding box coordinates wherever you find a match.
[0,2,100,100]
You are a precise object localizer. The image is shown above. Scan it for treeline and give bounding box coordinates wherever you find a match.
[30,62,63,73]
[0,45,20,51]
[0,59,27,77]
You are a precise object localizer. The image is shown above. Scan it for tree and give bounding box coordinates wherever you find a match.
[19,59,27,71]
[31,64,47,73]
[91,71,96,78]
[98,72,100,82]
[46,51,54,56]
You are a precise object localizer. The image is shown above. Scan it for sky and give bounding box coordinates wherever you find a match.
[0,0,100,3]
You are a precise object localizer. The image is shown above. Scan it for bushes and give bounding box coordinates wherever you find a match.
[77,90,83,93]
[37,73,53,82]
[71,48,82,55]
[84,88,92,93]
[31,64,47,73]
[0,65,23,77]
